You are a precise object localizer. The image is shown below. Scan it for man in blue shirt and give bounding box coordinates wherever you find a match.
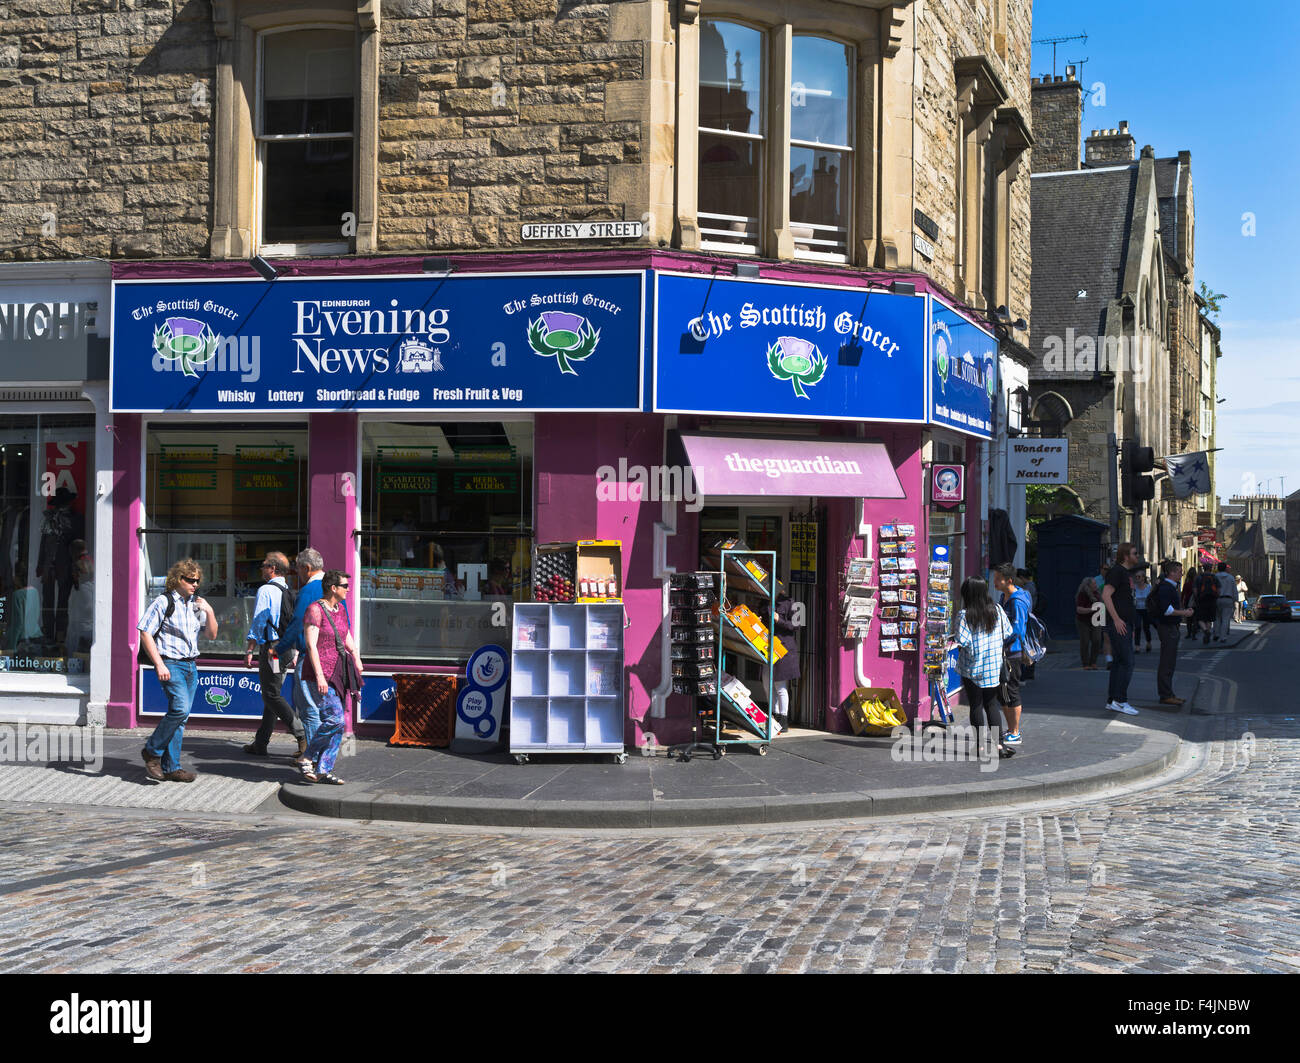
[993,562,1031,746]
[277,547,326,748]
[243,551,306,760]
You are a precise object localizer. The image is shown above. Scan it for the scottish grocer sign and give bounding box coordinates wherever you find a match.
[930,298,997,440]
[653,273,927,422]
[110,272,645,412]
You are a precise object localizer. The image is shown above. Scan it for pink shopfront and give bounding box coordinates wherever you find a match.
[106,250,995,743]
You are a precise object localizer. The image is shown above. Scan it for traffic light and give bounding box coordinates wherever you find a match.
[1121,440,1157,509]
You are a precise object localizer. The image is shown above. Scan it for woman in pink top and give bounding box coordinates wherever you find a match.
[301,569,364,784]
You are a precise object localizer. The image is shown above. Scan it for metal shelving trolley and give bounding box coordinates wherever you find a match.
[508,602,627,764]
[710,547,783,756]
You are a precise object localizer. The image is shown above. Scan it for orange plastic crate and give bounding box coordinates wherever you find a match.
[390,674,459,748]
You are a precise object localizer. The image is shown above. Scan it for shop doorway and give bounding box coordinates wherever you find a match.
[698,502,827,730]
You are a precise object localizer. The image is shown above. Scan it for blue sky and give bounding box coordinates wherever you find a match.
[1031,1,1300,503]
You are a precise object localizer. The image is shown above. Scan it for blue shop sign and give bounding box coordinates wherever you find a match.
[653,273,927,422]
[929,297,997,440]
[139,666,397,722]
[110,271,645,412]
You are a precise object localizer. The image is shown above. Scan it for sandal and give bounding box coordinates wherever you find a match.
[316,772,344,785]
[298,760,319,783]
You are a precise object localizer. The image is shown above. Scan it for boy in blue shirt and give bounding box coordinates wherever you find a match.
[993,562,1032,745]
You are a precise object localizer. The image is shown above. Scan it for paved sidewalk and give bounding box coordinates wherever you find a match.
[3,625,1257,828]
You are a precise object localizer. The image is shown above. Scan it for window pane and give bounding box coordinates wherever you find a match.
[791,36,850,146]
[699,20,763,134]
[699,132,761,250]
[790,145,848,256]
[262,30,355,135]
[144,424,310,656]
[360,421,533,662]
[1,414,95,674]
[262,139,353,244]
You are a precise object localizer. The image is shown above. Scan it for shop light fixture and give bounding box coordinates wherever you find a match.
[423,257,452,274]
[734,262,761,278]
[250,255,278,281]
[890,280,916,296]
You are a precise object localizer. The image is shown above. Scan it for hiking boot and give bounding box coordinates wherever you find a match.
[141,747,164,781]
[163,769,196,783]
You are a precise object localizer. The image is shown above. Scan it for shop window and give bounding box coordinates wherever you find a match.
[143,423,310,657]
[0,414,96,676]
[257,28,356,253]
[209,1,379,259]
[695,16,853,261]
[359,421,533,662]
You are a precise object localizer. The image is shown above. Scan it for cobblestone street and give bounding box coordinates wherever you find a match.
[0,712,1294,974]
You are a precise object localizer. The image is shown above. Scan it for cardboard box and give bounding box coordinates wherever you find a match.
[716,602,787,664]
[703,538,782,598]
[842,686,907,736]
[575,539,623,603]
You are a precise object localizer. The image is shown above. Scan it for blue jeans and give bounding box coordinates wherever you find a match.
[1106,621,1135,704]
[305,685,345,774]
[293,663,322,748]
[146,658,198,773]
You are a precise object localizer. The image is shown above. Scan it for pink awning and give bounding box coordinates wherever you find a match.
[675,433,905,499]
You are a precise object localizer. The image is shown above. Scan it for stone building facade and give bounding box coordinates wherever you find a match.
[2,0,1032,316]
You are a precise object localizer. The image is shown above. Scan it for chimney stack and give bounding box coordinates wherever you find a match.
[1030,70,1083,172]
[1085,120,1137,167]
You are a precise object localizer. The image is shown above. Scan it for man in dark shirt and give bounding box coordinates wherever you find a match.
[1101,542,1139,715]
[1153,560,1194,704]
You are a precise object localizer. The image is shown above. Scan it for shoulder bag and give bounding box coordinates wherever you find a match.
[322,604,363,695]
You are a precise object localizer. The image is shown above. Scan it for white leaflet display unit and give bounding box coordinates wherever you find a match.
[509,603,627,764]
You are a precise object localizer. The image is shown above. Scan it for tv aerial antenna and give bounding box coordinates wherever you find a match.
[1033,32,1088,77]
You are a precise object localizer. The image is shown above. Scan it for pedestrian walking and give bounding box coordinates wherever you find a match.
[276,547,326,748]
[1075,574,1103,669]
[299,569,364,785]
[1193,562,1217,644]
[1212,562,1236,642]
[242,551,307,761]
[992,562,1031,746]
[1235,574,1247,623]
[954,577,1016,759]
[1016,568,1038,681]
[1100,541,1140,715]
[1182,568,1199,639]
[770,590,800,732]
[137,558,218,782]
[1132,570,1155,652]
[1152,560,1194,705]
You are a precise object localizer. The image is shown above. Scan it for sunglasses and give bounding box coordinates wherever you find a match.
[180,576,200,585]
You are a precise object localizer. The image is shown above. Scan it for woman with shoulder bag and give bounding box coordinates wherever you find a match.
[300,569,364,784]
[953,577,1016,760]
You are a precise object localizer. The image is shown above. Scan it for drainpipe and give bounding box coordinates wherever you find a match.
[648,416,679,723]
[853,419,870,689]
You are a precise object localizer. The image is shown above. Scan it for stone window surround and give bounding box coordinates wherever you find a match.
[954,55,1029,312]
[210,0,379,260]
[675,1,912,266]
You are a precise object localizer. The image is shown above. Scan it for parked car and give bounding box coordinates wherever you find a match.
[1254,595,1289,622]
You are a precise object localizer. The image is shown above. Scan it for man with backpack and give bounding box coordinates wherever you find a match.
[1150,559,1195,704]
[243,551,307,761]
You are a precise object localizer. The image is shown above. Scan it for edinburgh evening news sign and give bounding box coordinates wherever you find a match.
[653,273,928,422]
[929,297,997,440]
[110,272,645,412]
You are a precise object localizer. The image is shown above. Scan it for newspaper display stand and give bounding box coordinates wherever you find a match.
[711,548,780,756]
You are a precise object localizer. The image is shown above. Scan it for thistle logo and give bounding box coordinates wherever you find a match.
[767,335,826,399]
[204,687,231,712]
[933,320,952,394]
[153,316,220,378]
[528,311,599,375]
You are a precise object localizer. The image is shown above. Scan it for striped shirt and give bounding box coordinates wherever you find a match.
[138,589,204,660]
[955,607,1013,689]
